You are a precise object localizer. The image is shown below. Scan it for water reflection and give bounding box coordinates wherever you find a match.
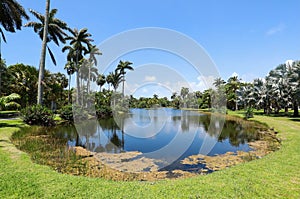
[53,108,261,159]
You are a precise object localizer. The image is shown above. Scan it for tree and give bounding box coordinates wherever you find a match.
[25,0,69,105]
[0,59,7,96]
[44,72,68,110]
[63,28,93,105]
[289,61,300,117]
[109,70,122,92]
[213,77,226,88]
[116,60,133,97]
[86,45,101,94]
[25,8,70,65]
[7,64,39,107]
[226,76,241,110]
[0,0,29,60]
[64,61,75,103]
[180,87,189,108]
[96,74,106,92]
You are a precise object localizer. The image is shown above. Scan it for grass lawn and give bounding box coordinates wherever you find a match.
[0,113,299,198]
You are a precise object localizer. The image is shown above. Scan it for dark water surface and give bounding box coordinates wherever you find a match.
[52,108,261,171]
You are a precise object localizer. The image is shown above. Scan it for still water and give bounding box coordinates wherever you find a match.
[53,108,261,171]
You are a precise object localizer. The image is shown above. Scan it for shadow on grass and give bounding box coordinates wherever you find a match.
[0,120,24,129]
[289,118,300,122]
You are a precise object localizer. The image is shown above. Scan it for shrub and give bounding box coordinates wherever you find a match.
[59,104,73,122]
[59,104,88,123]
[21,105,55,126]
[244,107,254,119]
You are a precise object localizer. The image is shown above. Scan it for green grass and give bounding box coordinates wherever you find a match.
[0,113,299,198]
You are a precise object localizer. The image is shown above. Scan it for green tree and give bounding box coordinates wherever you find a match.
[63,28,93,105]
[0,93,20,110]
[213,77,226,88]
[64,61,75,103]
[116,60,134,97]
[289,61,300,117]
[109,70,122,92]
[86,45,101,94]
[226,76,241,110]
[96,74,106,92]
[0,0,29,60]
[7,64,38,107]
[25,1,70,104]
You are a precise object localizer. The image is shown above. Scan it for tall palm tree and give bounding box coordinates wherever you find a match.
[0,0,29,60]
[25,1,70,105]
[64,61,75,103]
[25,8,70,66]
[86,45,101,94]
[62,28,93,105]
[116,60,133,97]
[96,74,106,92]
[106,73,113,91]
[109,70,122,92]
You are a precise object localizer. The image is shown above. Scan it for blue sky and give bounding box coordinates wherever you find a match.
[2,0,300,97]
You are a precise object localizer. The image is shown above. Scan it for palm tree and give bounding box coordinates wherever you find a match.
[116,60,133,97]
[25,1,70,105]
[213,77,226,88]
[80,58,98,94]
[227,76,240,110]
[96,74,106,92]
[109,70,123,92]
[0,0,29,60]
[106,73,113,91]
[64,61,75,103]
[25,8,70,66]
[63,28,93,105]
[86,45,101,94]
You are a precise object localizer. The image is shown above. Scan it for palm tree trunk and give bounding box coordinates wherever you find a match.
[76,51,80,105]
[37,0,50,105]
[87,65,91,94]
[122,76,125,97]
[68,74,71,104]
[76,71,80,105]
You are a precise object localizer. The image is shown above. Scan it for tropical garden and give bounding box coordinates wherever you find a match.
[0,0,299,198]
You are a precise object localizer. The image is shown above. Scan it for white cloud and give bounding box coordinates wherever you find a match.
[230,72,239,78]
[144,75,156,81]
[266,23,285,36]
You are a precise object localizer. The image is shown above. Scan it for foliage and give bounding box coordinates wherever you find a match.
[59,104,73,122]
[21,105,55,126]
[244,107,254,119]
[59,104,88,122]
[0,93,20,110]
[25,8,70,65]
[0,0,29,42]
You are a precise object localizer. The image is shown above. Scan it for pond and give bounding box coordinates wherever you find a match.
[53,108,264,173]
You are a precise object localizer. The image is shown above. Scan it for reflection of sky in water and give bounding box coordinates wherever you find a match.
[67,108,258,158]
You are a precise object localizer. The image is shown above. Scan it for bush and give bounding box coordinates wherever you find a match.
[59,104,73,122]
[244,107,254,119]
[21,105,55,126]
[59,104,88,123]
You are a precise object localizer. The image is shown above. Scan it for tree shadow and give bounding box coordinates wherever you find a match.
[289,118,300,122]
[0,120,24,128]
